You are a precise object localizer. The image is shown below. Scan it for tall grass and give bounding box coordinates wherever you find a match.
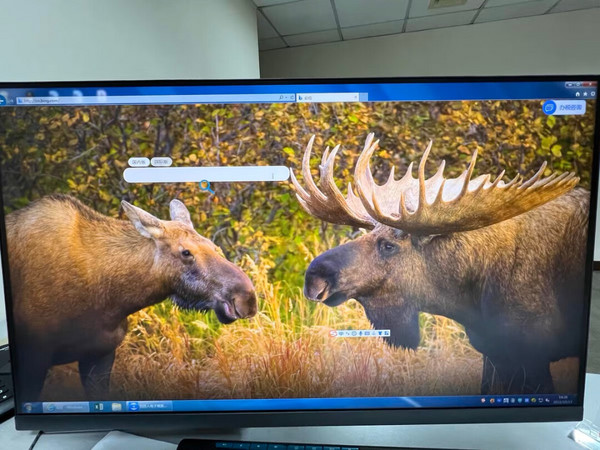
[42,256,486,401]
[41,255,579,401]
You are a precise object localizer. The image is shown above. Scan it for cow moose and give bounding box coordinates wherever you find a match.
[291,133,588,395]
[5,195,257,401]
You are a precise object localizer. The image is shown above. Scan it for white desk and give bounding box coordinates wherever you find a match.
[1,373,599,450]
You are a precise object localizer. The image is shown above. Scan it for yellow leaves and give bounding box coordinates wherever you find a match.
[35,132,45,141]
[188,153,198,163]
[541,135,558,151]
[551,144,562,157]
[98,190,111,202]
[81,112,90,123]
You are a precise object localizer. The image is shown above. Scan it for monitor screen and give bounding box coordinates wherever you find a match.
[0,77,597,430]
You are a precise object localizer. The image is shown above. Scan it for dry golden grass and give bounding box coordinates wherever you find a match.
[40,256,578,402]
[42,257,485,401]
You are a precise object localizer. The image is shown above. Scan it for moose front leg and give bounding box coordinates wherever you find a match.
[78,350,116,400]
[481,356,554,394]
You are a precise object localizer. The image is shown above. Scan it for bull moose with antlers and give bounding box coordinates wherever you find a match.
[291,133,588,395]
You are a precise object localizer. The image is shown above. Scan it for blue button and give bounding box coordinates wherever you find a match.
[323,447,340,450]
[306,447,322,450]
[543,100,557,115]
[342,448,359,450]
[216,444,229,449]
[235,444,250,449]
[268,445,287,450]
[0,96,6,106]
[250,445,269,450]
[127,402,139,411]
[289,446,304,450]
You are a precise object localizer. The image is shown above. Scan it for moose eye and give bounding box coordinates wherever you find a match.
[378,239,398,256]
[181,249,192,258]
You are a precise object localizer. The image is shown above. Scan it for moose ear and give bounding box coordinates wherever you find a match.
[121,201,164,239]
[410,234,440,248]
[169,199,194,228]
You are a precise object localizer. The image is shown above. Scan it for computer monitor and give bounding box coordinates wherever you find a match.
[0,77,597,432]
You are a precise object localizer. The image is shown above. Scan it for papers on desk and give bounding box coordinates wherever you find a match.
[92,431,177,450]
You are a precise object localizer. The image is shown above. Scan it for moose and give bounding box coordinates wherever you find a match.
[291,133,588,394]
[6,195,256,401]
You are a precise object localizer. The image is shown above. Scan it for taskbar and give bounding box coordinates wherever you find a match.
[21,393,577,414]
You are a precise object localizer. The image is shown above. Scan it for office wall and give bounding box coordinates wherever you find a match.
[260,8,600,259]
[260,8,600,79]
[0,0,260,81]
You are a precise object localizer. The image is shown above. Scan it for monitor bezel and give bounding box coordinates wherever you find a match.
[0,75,598,432]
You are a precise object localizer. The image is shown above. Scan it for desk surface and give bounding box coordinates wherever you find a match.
[1,373,599,450]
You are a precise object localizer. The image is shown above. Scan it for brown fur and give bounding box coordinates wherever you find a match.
[6,195,256,401]
[305,188,589,394]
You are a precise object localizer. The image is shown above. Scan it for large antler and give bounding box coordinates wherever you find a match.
[354,133,579,235]
[290,135,377,229]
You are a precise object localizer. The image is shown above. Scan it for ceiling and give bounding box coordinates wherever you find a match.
[255,0,600,50]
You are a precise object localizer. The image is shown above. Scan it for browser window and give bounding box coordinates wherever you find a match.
[0,79,596,415]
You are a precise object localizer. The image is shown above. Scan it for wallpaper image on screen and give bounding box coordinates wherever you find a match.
[0,99,594,404]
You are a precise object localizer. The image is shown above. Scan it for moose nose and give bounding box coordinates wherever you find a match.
[304,256,338,301]
[231,288,257,318]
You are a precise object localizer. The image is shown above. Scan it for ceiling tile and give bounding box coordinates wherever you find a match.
[406,10,476,32]
[550,0,600,13]
[253,0,298,7]
[262,0,337,35]
[258,37,288,51]
[334,0,409,27]
[485,0,540,6]
[284,29,340,46]
[476,0,556,22]
[409,0,484,17]
[257,12,279,39]
[342,20,404,40]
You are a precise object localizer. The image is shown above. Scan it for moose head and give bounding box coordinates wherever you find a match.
[291,134,578,349]
[122,199,257,324]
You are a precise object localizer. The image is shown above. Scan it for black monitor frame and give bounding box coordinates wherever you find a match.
[0,75,598,432]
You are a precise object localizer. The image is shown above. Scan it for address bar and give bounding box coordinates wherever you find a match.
[123,166,290,184]
[16,93,296,105]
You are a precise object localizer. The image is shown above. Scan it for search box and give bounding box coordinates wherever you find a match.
[123,166,290,184]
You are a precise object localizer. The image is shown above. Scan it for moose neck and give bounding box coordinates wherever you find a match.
[77,217,172,321]
[415,228,494,330]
